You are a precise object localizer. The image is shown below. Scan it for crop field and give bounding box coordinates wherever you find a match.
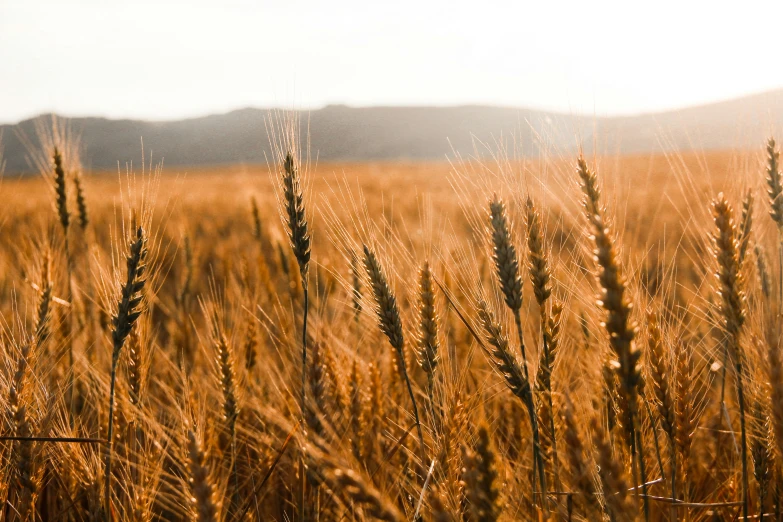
[0,128,780,522]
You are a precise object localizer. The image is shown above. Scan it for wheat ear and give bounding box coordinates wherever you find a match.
[34,252,53,347]
[488,196,527,363]
[526,196,560,492]
[281,152,311,420]
[591,412,636,522]
[487,195,549,502]
[739,189,754,264]
[712,193,750,520]
[765,138,783,307]
[476,299,545,511]
[105,226,148,517]
[8,340,40,520]
[750,397,772,518]
[417,261,440,421]
[187,430,219,522]
[363,244,426,463]
[756,244,772,300]
[766,138,783,230]
[674,340,697,507]
[577,156,645,517]
[646,310,677,511]
[73,169,89,231]
[52,147,77,422]
[766,325,783,472]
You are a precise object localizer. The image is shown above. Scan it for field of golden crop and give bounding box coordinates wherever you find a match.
[0,129,781,521]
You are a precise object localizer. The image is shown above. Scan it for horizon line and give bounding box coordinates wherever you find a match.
[3,86,783,127]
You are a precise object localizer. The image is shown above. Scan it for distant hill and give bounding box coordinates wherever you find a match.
[3,89,783,173]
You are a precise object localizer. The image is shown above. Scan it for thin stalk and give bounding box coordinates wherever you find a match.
[778,236,782,317]
[65,235,75,426]
[231,418,239,517]
[513,312,530,374]
[302,287,308,421]
[670,442,677,522]
[718,339,740,453]
[298,268,310,521]
[644,398,666,484]
[736,358,750,521]
[103,226,147,519]
[399,352,427,466]
[52,148,76,425]
[362,244,426,465]
[636,417,650,522]
[514,312,547,509]
[630,426,640,511]
[104,350,120,518]
[301,288,310,522]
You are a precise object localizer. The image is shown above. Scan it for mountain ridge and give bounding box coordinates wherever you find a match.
[3,89,783,173]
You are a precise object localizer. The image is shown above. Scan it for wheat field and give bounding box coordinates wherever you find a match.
[0,125,781,522]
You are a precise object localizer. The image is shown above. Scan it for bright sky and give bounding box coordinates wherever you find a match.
[2,0,783,123]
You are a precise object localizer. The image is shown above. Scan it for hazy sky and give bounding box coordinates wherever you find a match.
[3,0,783,123]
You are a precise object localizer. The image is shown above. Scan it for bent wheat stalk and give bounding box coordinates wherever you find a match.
[487,195,547,506]
[363,244,426,464]
[476,299,545,514]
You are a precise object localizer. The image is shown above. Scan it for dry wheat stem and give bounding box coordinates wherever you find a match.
[105,226,148,519]
[577,156,646,519]
[476,299,546,512]
[712,193,750,520]
[363,243,426,465]
[282,152,311,423]
[417,261,440,424]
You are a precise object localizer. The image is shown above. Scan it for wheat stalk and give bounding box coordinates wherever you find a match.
[417,261,440,420]
[646,310,677,513]
[363,243,426,463]
[591,412,636,522]
[750,397,772,518]
[525,196,561,492]
[105,225,148,517]
[476,299,545,511]
[281,152,311,420]
[577,156,645,517]
[712,193,750,520]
